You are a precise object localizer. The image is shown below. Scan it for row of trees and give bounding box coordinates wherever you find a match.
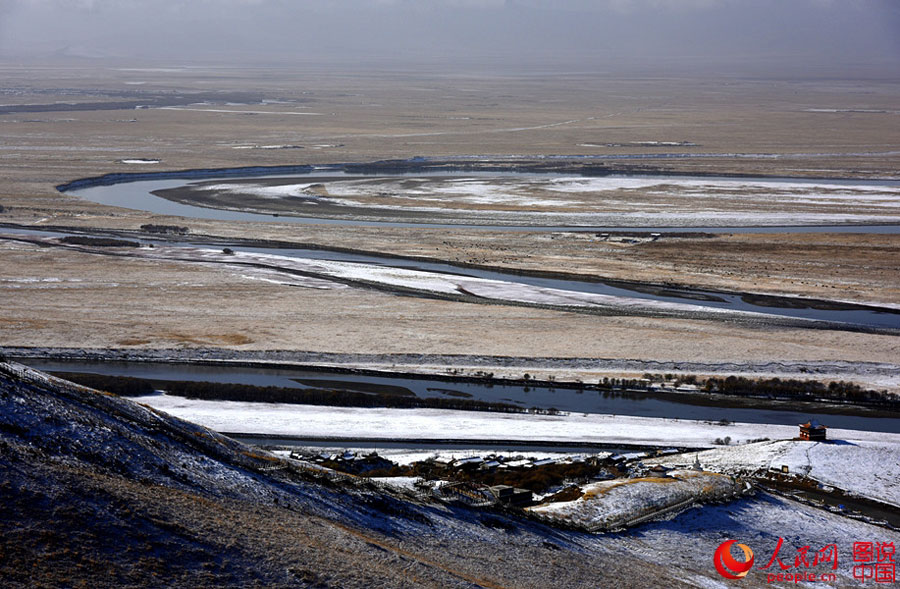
[699,376,899,408]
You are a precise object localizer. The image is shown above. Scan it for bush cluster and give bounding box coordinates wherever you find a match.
[369,458,615,494]
[139,224,189,235]
[59,236,140,248]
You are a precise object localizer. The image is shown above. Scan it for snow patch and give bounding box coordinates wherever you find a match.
[651,439,900,507]
[118,158,161,165]
[529,470,739,531]
[125,395,900,451]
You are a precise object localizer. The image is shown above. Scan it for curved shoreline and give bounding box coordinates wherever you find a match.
[54,158,900,232]
[55,157,900,193]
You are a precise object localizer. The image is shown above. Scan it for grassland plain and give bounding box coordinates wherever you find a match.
[1,61,899,385]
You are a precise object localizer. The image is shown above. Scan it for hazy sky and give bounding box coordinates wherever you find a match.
[1,0,897,74]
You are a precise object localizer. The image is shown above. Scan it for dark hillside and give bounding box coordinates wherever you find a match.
[0,362,677,588]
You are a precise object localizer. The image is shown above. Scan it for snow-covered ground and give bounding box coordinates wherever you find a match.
[124,244,799,322]
[131,394,900,507]
[615,492,900,588]
[369,476,421,492]
[275,447,610,467]
[197,175,900,226]
[529,470,741,531]
[649,439,900,508]
[118,158,161,164]
[10,233,818,323]
[131,393,900,449]
[157,107,322,116]
[208,176,900,207]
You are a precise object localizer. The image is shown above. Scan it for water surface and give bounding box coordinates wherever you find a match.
[28,359,900,434]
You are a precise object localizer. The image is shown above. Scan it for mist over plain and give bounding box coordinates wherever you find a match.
[0,0,898,76]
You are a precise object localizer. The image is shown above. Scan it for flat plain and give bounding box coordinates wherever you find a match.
[2,61,899,388]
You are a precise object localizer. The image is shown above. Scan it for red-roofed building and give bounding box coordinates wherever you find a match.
[799,420,827,441]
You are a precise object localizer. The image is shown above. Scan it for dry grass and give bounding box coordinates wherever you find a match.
[1,62,898,387]
[2,239,899,396]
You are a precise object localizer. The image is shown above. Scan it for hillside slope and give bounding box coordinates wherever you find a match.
[0,361,678,588]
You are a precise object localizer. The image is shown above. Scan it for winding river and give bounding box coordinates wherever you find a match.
[4,223,898,329]
[61,164,900,233]
[34,163,899,329]
[4,164,898,444]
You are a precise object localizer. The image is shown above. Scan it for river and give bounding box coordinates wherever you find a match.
[63,166,900,233]
[25,359,900,434]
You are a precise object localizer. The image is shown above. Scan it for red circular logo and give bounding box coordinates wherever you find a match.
[714,540,755,580]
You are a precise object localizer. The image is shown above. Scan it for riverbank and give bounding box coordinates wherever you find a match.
[53,159,900,229]
[11,352,900,426]
[9,346,900,386]
[121,391,900,447]
[3,235,898,389]
[5,211,898,309]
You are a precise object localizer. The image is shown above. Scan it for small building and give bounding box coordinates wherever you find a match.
[799,420,827,441]
[438,482,495,506]
[489,485,533,507]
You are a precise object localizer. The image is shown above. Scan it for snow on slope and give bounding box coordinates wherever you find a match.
[0,362,289,504]
[133,393,900,510]
[529,470,741,531]
[650,439,900,508]
[614,492,900,588]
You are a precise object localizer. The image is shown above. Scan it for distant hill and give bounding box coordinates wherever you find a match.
[0,361,673,588]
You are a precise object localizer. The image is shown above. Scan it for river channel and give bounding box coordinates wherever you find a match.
[62,166,900,233]
[3,224,897,329]
[25,359,900,434]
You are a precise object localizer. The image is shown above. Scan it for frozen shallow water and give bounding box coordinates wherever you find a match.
[65,167,900,231]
